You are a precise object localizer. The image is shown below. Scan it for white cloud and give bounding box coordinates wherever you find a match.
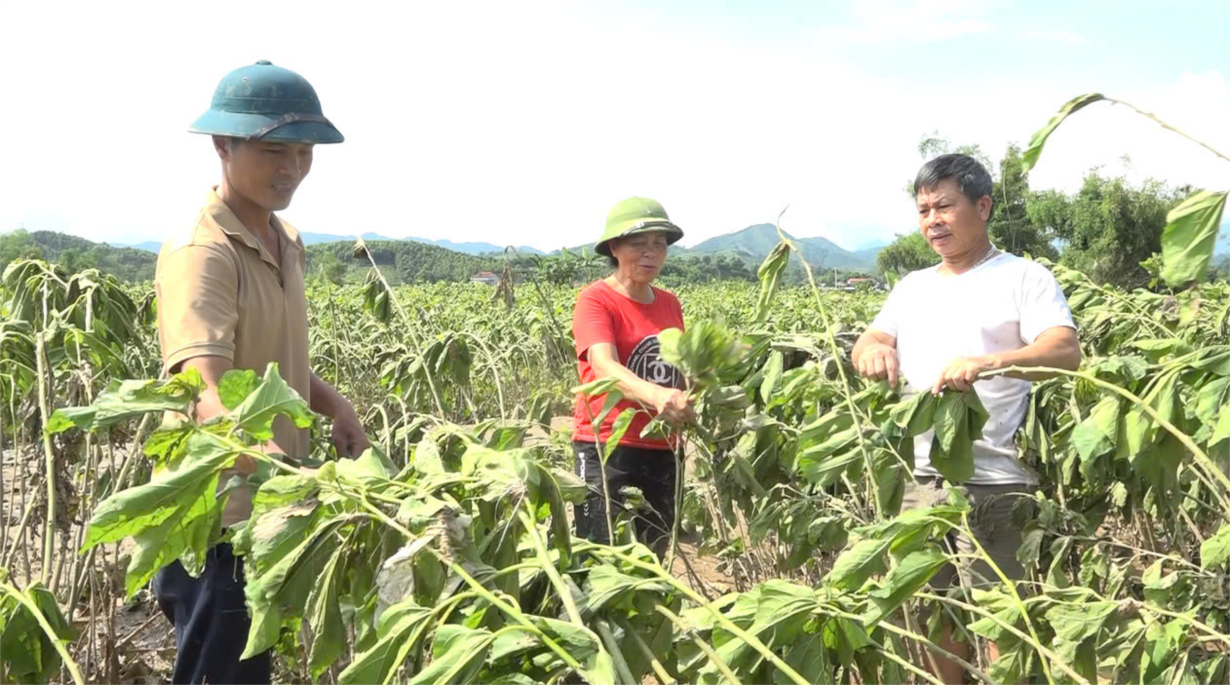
[1019,29,1086,46]
[816,0,997,46]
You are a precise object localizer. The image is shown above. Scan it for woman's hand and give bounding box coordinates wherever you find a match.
[653,387,695,424]
[331,404,371,457]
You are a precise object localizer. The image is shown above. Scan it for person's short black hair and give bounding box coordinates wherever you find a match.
[913,153,993,212]
[606,254,618,268]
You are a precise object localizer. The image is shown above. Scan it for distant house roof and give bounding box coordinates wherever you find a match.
[472,271,497,278]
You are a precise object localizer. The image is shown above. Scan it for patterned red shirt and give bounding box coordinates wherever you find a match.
[572,280,685,449]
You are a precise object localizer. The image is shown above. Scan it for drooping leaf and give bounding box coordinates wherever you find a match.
[889,391,937,437]
[228,362,314,442]
[754,242,791,325]
[83,430,237,552]
[407,625,496,685]
[759,350,784,402]
[826,537,891,591]
[1071,396,1120,462]
[243,516,358,659]
[339,600,434,685]
[45,368,205,435]
[1200,523,1230,570]
[1021,93,1105,172]
[1160,189,1227,286]
[305,544,347,679]
[604,409,636,458]
[581,565,671,615]
[864,546,947,625]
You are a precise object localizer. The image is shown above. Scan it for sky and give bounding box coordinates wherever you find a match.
[1,0,1227,252]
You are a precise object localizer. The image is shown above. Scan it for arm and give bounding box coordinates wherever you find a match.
[587,343,693,423]
[932,326,1081,394]
[309,372,370,456]
[852,329,900,387]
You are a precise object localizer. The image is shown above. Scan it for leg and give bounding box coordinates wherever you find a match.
[572,441,631,545]
[901,479,968,685]
[629,447,677,557]
[152,543,271,684]
[951,484,1034,676]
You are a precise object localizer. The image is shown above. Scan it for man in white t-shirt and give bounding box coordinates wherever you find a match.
[852,153,1081,683]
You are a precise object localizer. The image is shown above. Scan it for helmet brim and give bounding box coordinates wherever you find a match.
[595,221,684,257]
[189,109,344,144]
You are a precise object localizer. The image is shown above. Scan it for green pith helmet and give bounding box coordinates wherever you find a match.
[595,197,684,257]
[189,60,343,144]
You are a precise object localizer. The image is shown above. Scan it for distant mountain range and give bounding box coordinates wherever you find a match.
[106,217,1230,269]
[122,232,545,256]
[685,223,883,270]
[301,232,547,256]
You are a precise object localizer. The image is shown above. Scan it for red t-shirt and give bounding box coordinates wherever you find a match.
[572,280,685,449]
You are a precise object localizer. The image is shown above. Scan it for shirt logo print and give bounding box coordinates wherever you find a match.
[626,335,683,388]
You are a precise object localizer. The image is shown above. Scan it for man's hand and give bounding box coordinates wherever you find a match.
[932,355,1000,394]
[855,341,900,387]
[331,404,371,457]
[653,387,695,425]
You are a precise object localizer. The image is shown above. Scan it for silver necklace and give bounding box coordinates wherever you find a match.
[970,245,1000,270]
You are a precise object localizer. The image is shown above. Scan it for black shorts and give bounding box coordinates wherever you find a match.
[573,441,678,555]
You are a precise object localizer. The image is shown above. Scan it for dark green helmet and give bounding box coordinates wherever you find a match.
[189,60,343,144]
[595,197,684,257]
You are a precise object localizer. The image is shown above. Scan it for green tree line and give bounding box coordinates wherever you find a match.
[0,230,158,281]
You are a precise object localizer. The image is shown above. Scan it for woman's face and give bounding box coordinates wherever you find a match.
[611,231,670,285]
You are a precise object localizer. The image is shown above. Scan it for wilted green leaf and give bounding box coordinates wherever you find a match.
[1021,93,1105,172]
[1160,189,1227,286]
[754,242,791,325]
[228,362,314,441]
[889,391,937,437]
[1071,396,1120,462]
[604,409,635,457]
[408,625,496,685]
[45,368,205,435]
[826,538,891,591]
[243,516,357,659]
[1200,523,1230,570]
[305,545,347,679]
[339,600,434,685]
[760,350,784,402]
[864,547,947,625]
[83,431,236,553]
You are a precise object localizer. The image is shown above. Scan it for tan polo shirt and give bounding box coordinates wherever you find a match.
[155,187,312,526]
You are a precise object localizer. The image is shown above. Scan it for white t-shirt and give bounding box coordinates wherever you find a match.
[870,252,1076,484]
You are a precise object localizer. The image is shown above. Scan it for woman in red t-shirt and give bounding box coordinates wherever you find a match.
[572,197,695,555]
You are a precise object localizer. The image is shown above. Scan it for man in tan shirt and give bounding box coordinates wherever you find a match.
[151,61,368,685]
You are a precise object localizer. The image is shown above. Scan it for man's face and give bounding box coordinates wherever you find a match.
[915,178,991,259]
[218,138,314,211]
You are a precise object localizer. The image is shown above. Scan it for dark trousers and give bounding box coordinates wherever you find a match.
[152,543,271,684]
[573,441,677,555]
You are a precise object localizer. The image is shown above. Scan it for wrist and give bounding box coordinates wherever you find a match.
[334,400,358,421]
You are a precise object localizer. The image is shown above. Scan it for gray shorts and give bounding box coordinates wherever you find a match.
[901,477,1035,589]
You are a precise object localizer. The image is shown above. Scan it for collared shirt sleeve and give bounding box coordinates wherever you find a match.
[1018,263,1076,343]
[156,243,239,372]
